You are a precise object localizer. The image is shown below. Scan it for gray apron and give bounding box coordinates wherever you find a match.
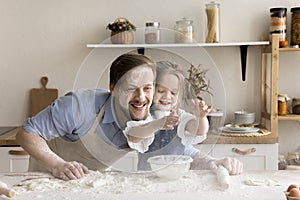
[29,100,132,172]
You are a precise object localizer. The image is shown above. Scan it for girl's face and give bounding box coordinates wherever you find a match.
[152,73,179,111]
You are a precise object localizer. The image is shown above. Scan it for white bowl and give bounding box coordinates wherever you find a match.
[234,111,255,125]
[147,155,193,180]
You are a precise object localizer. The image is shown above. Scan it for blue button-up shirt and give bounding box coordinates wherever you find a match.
[23,88,129,149]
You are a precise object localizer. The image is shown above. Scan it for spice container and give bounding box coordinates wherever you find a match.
[145,21,160,44]
[205,1,220,43]
[269,7,288,47]
[291,7,300,46]
[278,94,290,115]
[174,18,194,43]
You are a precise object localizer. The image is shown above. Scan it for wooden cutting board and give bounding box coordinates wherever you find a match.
[30,76,58,116]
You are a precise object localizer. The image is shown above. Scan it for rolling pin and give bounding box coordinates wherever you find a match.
[0,181,15,198]
[215,165,230,190]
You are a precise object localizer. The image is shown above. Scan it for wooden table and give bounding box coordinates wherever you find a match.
[0,170,298,200]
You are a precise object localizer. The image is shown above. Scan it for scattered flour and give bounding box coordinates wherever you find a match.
[1,170,294,200]
[12,170,219,195]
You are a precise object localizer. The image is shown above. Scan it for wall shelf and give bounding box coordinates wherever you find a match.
[263,46,300,53]
[87,41,269,81]
[278,114,300,121]
[279,47,300,52]
[87,41,269,48]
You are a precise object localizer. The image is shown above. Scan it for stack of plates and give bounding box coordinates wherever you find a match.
[219,124,259,133]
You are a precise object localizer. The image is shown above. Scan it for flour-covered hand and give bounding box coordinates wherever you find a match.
[52,161,89,181]
[162,111,180,130]
[210,157,243,175]
[189,99,211,118]
[198,100,212,118]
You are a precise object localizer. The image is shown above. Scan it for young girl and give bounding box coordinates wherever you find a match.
[123,61,242,174]
[123,61,210,158]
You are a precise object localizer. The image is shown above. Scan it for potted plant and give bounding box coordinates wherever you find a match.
[106,17,136,44]
[186,64,223,133]
[186,64,212,100]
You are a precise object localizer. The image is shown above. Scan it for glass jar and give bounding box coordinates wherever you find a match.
[278,155,287,170]
[205,1,220,43]
[291,7,300,46]
[292,98,300,114]
[174,18,194,43]
[278,94,289,115]
[145,21,160,44]
[269,7,288,47]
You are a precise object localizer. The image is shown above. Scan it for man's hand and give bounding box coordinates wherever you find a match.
[52,161,90,181]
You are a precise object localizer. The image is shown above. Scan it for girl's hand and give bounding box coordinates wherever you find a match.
[191,99,211,118]
[162,111,180,130]
[198,100,212,118]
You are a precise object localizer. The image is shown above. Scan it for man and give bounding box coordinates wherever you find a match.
[17,53,158,180]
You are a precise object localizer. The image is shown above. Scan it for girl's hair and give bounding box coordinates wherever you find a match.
[109,53,156,90]
[156,61,185,108]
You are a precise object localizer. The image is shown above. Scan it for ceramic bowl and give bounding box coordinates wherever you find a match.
[147,155,193,180]
[234,111,255,125]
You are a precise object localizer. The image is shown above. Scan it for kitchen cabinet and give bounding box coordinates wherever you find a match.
[260,34,300,138]
[0,147,29,173]
[196,143,278,170]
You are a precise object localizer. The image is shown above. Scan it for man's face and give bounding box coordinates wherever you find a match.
[152,73,179,111]
[112,65,154,121]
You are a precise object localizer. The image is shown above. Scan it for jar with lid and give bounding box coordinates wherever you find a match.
[269,7,288,47]
[174,18,194,43]
[205,1,220,43]
[292,98,300,114]
[278,155,287,170]
[291,7,300,46]
[145,21,160,44]
[278,94,290,115]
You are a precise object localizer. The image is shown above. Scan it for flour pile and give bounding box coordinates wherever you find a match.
[13,170,219,195]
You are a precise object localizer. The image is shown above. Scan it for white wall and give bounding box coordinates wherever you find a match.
[1,0,300,156]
